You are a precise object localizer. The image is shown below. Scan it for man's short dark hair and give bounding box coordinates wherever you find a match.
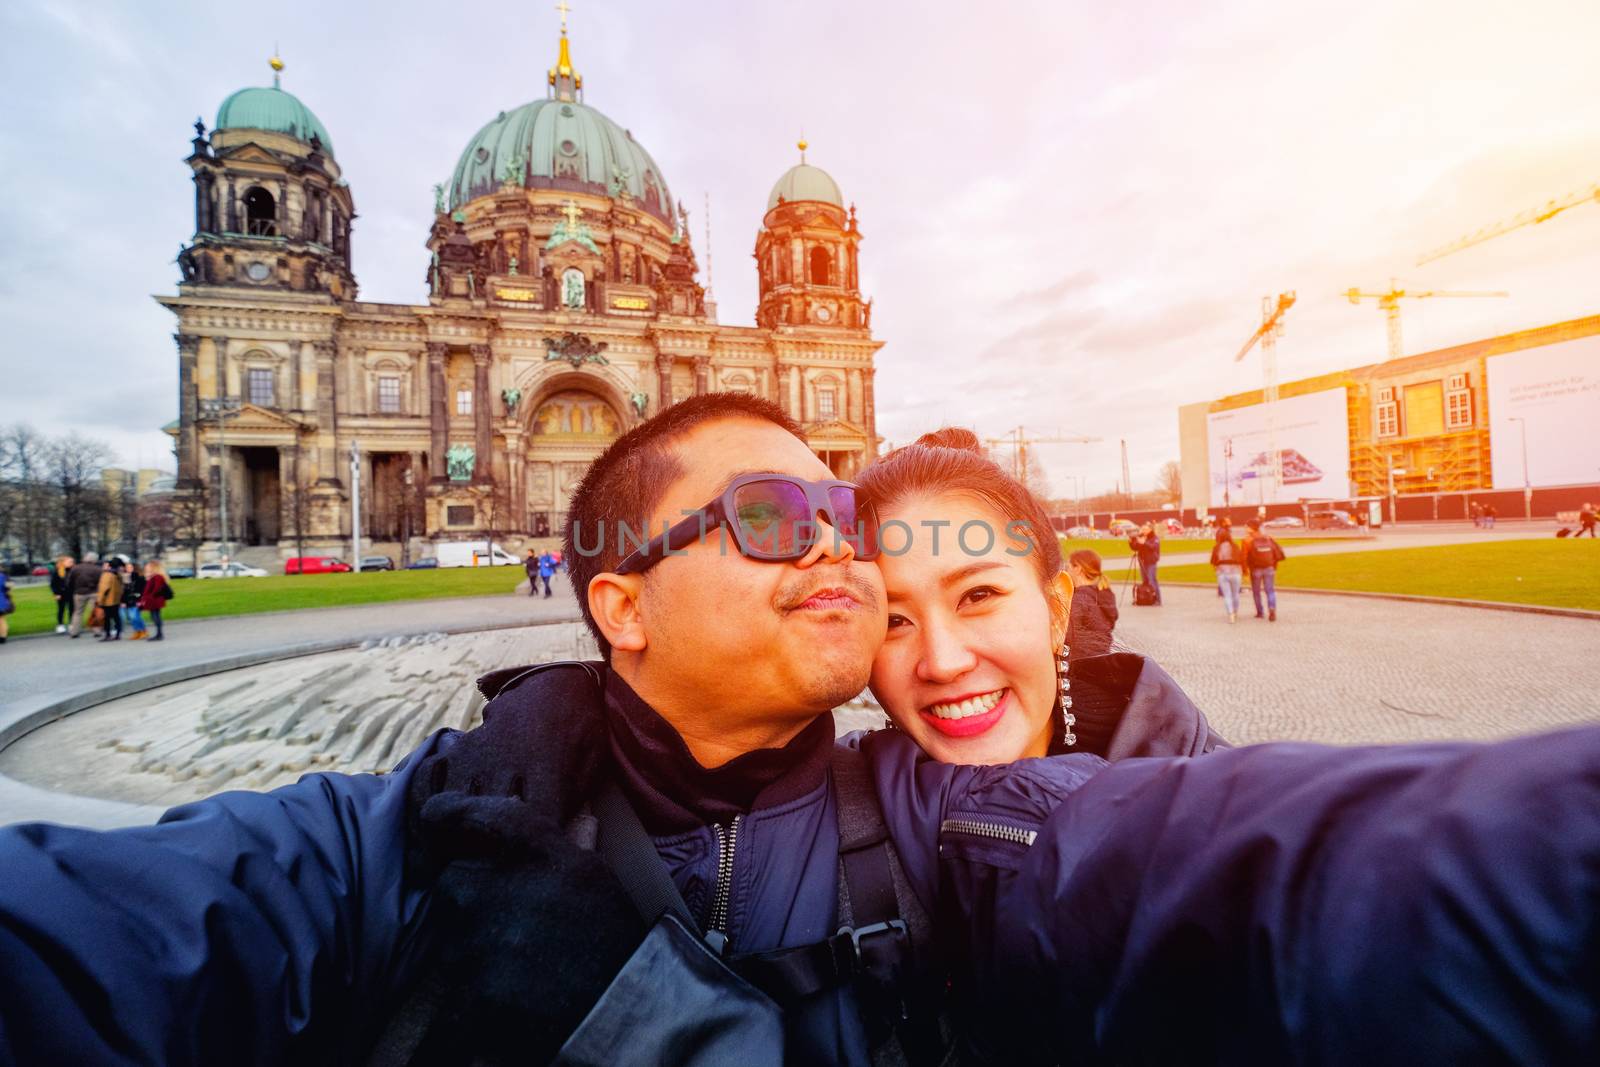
[562,392,804,658]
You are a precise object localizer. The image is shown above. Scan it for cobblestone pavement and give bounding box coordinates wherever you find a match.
[1112,584,1600,745]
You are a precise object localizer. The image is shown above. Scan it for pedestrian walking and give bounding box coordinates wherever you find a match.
[65,553,103,638]
[1210,526,1244,623]
[523,550,540,597]
[1471,501,1482,528]
[1065,549,1117,660]
[138,560,173,641]
[123,562,149,639]
[1578,503,1597,538]
[96,559,125,642]
[0,571,13,645]
[538,551,556,598]
[50,555,74,633]
[1128,522,1162,604]
[1241,519,1287,621]
[1484,504,1497,530]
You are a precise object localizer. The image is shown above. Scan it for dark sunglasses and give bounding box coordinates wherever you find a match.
[614,473,881,575]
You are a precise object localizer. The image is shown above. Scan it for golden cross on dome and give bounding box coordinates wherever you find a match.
[555,0,572,30]
[562,199,582,231]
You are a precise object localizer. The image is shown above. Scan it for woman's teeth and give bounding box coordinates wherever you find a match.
[928,690,1005,720]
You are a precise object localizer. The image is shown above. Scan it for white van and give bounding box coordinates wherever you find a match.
[435,541,521,568]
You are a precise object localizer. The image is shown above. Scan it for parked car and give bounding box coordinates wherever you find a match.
[435,541,521,568]
[1263,515,1306,529]
[197,562,269,579]
[1108,519,1140,537]
[285,556,351,574]
[406,557,439,570]
[30,564,50,576]
[359,555,394,572]
[167,566,196,579]
[1307,509,1359,530]
[1064,525,1097,539]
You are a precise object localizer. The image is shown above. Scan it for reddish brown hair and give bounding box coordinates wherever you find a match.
[856,427,1062,586]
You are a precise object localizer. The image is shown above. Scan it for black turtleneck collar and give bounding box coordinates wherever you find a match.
[603,668,835,836]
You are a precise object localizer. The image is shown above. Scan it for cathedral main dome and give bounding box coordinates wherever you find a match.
[446,98,675,225]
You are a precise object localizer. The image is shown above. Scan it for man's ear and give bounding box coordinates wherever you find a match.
[588,572,647,653]
[1048,570,1074,645]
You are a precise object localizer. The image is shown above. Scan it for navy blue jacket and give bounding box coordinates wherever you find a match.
[2,661,1598,1064]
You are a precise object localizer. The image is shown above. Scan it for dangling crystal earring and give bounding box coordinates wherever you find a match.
[1057,642,1077,747]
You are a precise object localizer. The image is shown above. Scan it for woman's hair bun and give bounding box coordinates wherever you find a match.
[913,426,983,454]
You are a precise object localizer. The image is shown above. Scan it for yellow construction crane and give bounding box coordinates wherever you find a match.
[1417,181,1600,265]
[1344,280,1508,359]
[982,427,1101,491]
[1232,292,1296,497]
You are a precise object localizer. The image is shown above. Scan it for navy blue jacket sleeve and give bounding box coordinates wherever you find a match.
[0,732,448,1065]
[991,726,1600,1063]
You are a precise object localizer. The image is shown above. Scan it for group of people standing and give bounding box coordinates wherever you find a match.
[49,553,174,642]
[1470,501,1500,528]
[1210,518,1286,623]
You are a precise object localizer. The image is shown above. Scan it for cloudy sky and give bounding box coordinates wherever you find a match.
[2,0,1597,496]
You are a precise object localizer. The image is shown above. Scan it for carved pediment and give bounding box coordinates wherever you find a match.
[221,403,306,433]
[804,418,864,442]
[217,143,285,169]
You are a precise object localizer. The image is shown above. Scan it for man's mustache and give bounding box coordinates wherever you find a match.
[775,566,882,613]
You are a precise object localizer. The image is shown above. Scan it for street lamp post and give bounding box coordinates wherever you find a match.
[400,466,414,569]
[199,397,242,559]
[1508,417,1531,520]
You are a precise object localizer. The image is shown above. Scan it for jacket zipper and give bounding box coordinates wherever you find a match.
[705,814,742,955]
[940,817,1037,847]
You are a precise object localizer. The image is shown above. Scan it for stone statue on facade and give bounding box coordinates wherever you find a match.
[630,391,649,418]
[544,332,610,368]
[501,387,522,415]
[446,444,475,482]
[433,183,446,215]
[562,268,585,309]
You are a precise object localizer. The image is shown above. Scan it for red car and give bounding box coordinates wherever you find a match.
[284,556,352,574]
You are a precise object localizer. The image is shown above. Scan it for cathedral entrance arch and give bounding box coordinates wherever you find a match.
[524,384,625,536]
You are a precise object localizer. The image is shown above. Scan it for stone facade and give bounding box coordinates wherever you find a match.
[158,37,881,555]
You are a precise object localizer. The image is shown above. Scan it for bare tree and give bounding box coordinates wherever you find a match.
[137,496,178,559]
[481,480,516,563]
[0,424,55,563]
[1016,444,1052,502]
[169,485,211,574]
[1156,460,1183,505]
[46,434,114,557]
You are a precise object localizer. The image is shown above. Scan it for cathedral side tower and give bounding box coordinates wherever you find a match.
[179,57,357,299]
[754,142,870,332]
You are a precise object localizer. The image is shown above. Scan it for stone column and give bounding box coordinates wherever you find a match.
[505,431,526,525]
[655,353,675,410]
[176,334,202,487]
[286,340,304,410]
[213,336,230,399]
[313,340,341,486]
[471,344,492,483]
[427,343,448,483]
[693,355,711,396]
[863,367,877,453]
[776,363,796,420]
[847,367,863,424]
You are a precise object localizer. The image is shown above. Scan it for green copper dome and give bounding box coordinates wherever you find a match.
[767,163,842,210]
[215,86,335,158]
[447,98,675,226]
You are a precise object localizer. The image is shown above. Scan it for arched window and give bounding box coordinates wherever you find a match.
[809,246,831,285]
[244,187,277,236]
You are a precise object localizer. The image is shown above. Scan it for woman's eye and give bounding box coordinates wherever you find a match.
[886,613,909,630]
[960,586,1000,607]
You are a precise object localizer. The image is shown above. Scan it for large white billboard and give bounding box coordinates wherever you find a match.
[1486,335,1600,488]
[1205,387,1351,507]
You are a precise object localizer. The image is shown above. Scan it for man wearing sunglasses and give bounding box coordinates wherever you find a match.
[3,394,1599,1066]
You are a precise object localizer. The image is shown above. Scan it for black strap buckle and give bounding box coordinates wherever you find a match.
[837,919,909,964]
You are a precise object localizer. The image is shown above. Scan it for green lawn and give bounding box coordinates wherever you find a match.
[1059,536,1345,560]
[3,566,531,637]
[1159,539,1600,611]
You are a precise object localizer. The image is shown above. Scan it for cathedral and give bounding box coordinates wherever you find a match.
[159,18,881,555]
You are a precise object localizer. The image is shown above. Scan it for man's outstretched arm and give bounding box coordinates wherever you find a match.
[996,726,1600,1064]
[0,736,443,1065]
